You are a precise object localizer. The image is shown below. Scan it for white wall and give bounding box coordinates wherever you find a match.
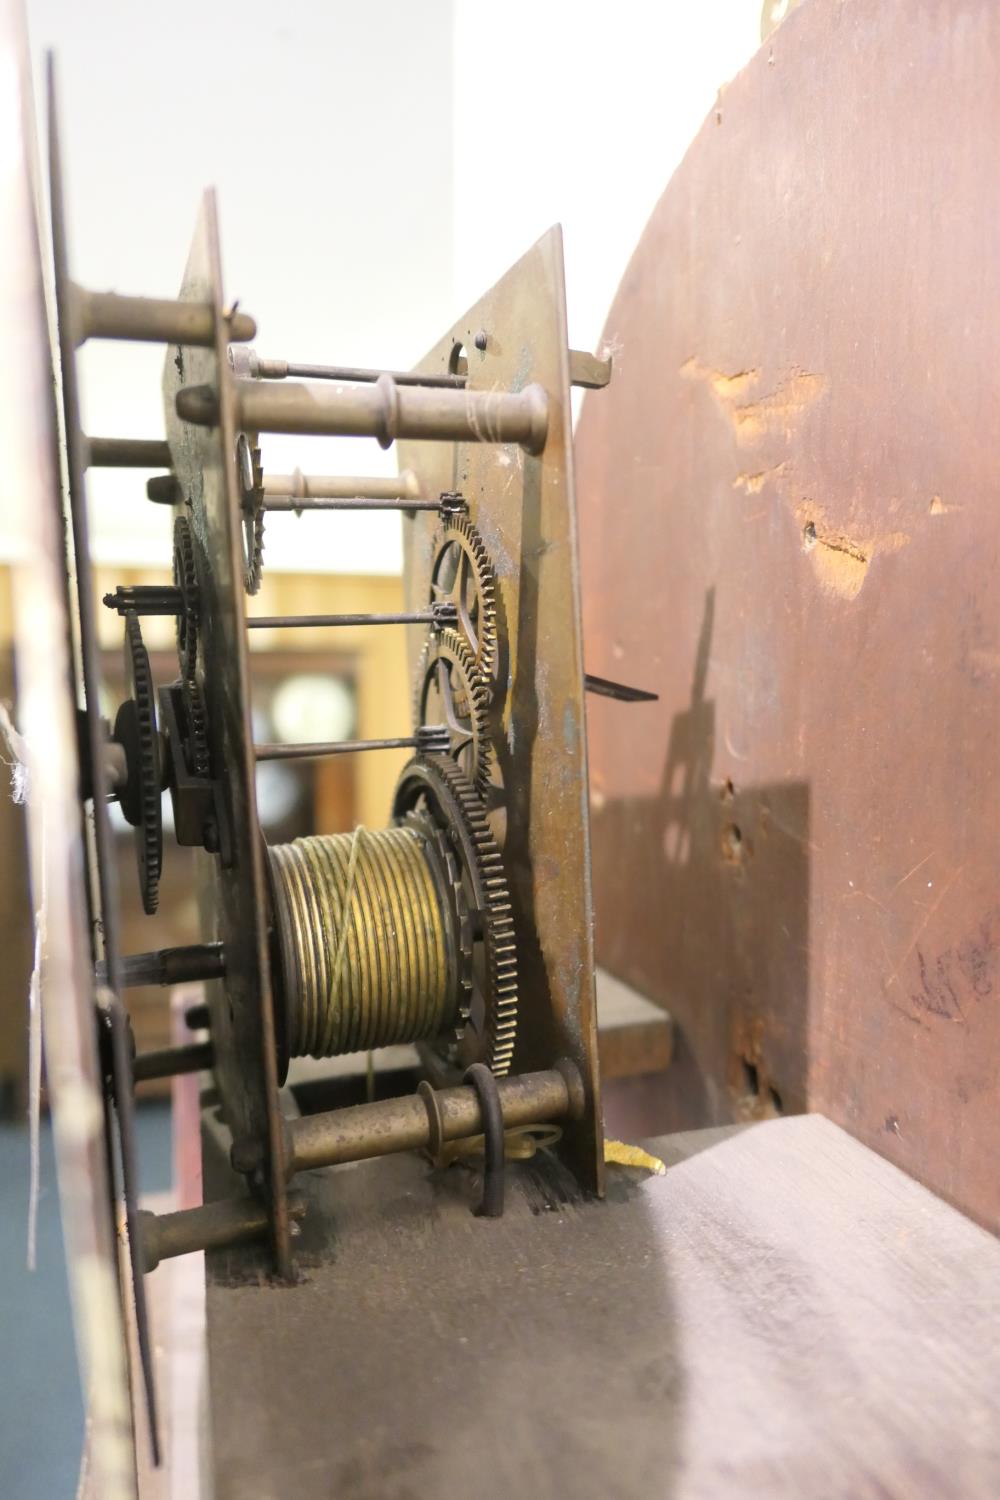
[452,1,763,366]
[23,0,455,572]
[17,1,764,571]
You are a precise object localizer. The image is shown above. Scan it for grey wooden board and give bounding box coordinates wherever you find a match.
[204,1114,1000,1499]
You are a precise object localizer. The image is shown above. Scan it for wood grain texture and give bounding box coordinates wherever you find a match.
[574,0,1000,1227]
[203,1114,1000,1499]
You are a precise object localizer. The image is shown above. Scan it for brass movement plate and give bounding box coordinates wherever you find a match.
[163,196,291,1274]
[401,227,604,1193]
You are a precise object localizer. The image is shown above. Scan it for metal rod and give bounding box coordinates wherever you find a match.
[103,584,183,617]
[97,941,227,990]
[283,1066,577,1176]
[146,475,182,505]
[568,350,613,389]
[73,285,256,347]
[584,673,659,703]
[255,736,420,761]
[137,1192,306,1273]
[177,375,549,454]
[235,347,610,390]
[246,606,452,630]
[251,357,465,389]
[133,1041,214,1084]
[85,435,172,469]
[261,469,420,501]
[264,495,446,512]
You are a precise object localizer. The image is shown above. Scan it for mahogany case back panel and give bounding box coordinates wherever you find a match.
[576,0,1000,1229]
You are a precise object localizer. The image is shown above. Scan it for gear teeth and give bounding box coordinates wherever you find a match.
[236,432,265,594]
[122,611,162,915]
[415,627,493,800]
[430,515,499,689]
[172,514,199,681]
[394,753,517,1075]
[245,503,265,596]
[182,676,211,778]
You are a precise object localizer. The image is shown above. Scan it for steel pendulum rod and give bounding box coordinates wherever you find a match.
[255,726,448,763]
[177,373,549,454]
[246,603,456,631]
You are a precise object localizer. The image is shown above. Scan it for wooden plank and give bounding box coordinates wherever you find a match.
[575,0,1000,1228]
[596,966,673,1079]
[203,1113,1000,1498]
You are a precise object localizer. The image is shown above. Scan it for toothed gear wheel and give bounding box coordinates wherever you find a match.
[430,515,498,687]
[392,755,517,1075]
[113,611,162,915]
[415,627,492,799]
[236,431,265,594]
[172,513,200,680]
[181,676,210,778]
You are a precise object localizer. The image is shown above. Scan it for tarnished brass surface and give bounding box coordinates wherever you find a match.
[261,469,420,500]
[400,227,604,1194]
[285,1066,576,1173]
[85,435,172,468]
[177,374,549,453]
[71,284,256,348]
[138,1193,306,1273]
[162,195,291,1275]
[270,826,453,1057]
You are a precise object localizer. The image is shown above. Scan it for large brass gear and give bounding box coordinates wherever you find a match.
[235,430,265,594]
[415,626,492,799]
[429,515,498,686]
[392,755,517,1076]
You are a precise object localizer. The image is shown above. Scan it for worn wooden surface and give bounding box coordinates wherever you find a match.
[203,1114,1000,1499]
[596,967,674,1080]
[575,0,1000,1228]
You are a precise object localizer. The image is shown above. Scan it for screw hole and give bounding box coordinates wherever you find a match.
[742,1058,760,1096]
[802,520,817,552]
